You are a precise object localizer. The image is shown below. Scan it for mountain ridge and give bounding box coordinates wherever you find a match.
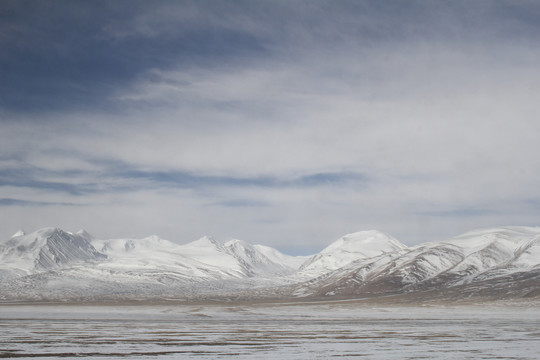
[1,226,539,303]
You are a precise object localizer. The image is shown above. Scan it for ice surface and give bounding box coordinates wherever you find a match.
[0,303,538,359]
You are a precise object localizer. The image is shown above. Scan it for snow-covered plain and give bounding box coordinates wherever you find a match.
[0,302,539,359]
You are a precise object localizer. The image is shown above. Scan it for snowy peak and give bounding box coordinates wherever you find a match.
[92,235,301,279]
[185,235,226,252]
[36,229,106,270]
[453,226,540,241]
[402,227,540,282]
[254,244,308,270]
[443,227,540,274]
[75,229,94,242]
[11,230,25,238]
[224,238,247,247]
[298,230,407,276]
[90,236,230,279]
[176,236,246,276]
[224,239,269,276]
[0,228,106,273]
[93,235,179,255]
[321,230,406,255]
[224,239,299,276]
[224,239,256,258]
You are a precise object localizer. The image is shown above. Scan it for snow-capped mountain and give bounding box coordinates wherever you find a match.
[297,230,407,277]
[0,226,539,302]
[224,239,300,276]
[0,229,306,300]
[253,244,309,270]
[92,234,304,281]
[0,228,105,277]
[292,227,540,299]
[92,235,243,279]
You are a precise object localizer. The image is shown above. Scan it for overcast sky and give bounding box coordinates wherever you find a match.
[1,0,540,253]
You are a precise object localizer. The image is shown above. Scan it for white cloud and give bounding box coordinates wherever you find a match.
[2,2,540,250]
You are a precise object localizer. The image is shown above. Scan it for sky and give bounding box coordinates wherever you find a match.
[1,0,540,254]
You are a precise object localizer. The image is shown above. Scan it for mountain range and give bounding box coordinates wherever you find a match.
[0,226,539,303]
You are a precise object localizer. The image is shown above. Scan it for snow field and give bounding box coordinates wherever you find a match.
[0,303,538,359]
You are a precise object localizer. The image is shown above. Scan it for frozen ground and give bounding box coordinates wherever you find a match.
[0,302,539,359]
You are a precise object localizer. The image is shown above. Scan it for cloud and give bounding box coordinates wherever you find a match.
[4,1,539,113]
[1,1,540,250]
[211,199,270,208]
[0,198,78,207]
[415,208,497,218]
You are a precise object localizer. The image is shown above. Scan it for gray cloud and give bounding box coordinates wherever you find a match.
[415,208,498,218]
[211,199,270,208]
[1,1,540,251]
[0,198,78,207]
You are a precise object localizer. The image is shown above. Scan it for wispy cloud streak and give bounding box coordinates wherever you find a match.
[0,198,78,207]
